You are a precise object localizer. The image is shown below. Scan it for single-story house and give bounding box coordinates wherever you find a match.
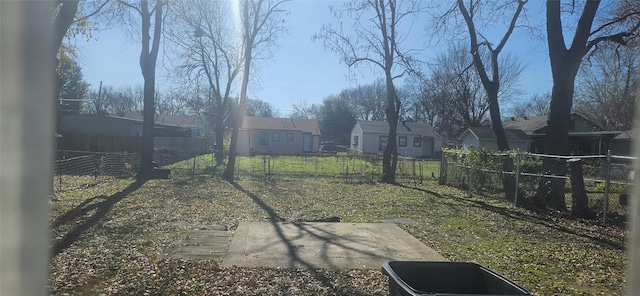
[350,120,442,158]
[458,127,531,151]
[60,114,192,137]
[608,130,635,156]
[502,113,621,155]
[236,116,321,155]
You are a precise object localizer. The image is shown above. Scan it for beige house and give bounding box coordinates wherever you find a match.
[236,116,321,155]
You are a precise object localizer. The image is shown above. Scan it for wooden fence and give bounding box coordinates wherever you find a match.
[57,135,214,153]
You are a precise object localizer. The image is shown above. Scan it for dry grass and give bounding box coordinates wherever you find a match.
[50,172,627,295]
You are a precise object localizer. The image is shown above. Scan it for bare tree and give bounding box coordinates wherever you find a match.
[410,42,498,138]
[290,99,320,119]
[246,98,280,117]
[453,0,527,202]
[117,0,165,180]
[87,85,141,115]
[223,0,288,182]
[316,0,423,184]
[534,0,640,211]
[51,0,109,200]
[339,79,387,121]
[509,92,551,118]
[574,42,637,131]
[167,0,242,163]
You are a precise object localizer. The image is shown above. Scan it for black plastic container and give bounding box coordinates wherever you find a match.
[382,261,531,296]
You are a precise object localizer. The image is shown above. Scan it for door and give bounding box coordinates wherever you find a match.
[423,137,434,157]
[303,133,312,152]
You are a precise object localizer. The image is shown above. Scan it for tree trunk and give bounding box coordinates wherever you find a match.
[568,158,590,217]
[487,84,516,202]
[137,0,163,180]
[533,0,599,211]
[222,89,247,182]
[51,1,79,200]
[214,117,225,165]
[380,73,399,184]
[532,68,577,211]
[223,10,253,182]
[139,68,156,179]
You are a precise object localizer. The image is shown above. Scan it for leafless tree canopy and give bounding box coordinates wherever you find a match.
[315,0,424,183]
[575,42,637,131]
[509,92,551,118]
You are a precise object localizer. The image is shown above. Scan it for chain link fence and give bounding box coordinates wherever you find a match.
[54,150,140,191]
[53,149,212,189]
[230,154,440,184]
[110,153,441,184]
[440,149,634,224]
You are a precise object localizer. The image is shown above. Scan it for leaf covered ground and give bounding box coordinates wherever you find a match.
[50,174,627,295]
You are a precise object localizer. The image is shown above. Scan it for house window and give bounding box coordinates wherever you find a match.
[398,136,407,147]
[259,132,268,145]
[413,137,422,147]
[353,135,359,147]
[379,136,388,151]
[287,133,294,142]
[272,132,280,142]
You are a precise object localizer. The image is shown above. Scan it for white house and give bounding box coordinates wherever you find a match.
[350,120,442,158]
[458,127,531,151]
[236,116,321,155]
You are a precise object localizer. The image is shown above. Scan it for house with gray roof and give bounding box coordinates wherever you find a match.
[350,120,442,158]
[458,127,531,151]
[236,116,321,155]
[502,113,620,155]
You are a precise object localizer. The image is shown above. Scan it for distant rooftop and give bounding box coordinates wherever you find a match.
[242,116,320,136]
[356,120,439,136]
[467,126,531,142]
[122,113,205,128]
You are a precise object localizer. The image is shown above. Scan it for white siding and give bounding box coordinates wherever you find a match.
[350,124,364,154]
[461,133,480,150]
[237,130,251,155]
[237,129,313,155]
[362,132,386,154]
[354,125,443,157]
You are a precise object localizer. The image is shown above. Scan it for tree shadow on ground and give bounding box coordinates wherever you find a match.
[402,180,626,250]
[230,181,383,296]
[51,179,146,257]
[459,197,625,250]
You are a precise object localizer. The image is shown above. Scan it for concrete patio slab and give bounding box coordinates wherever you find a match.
[222,222,446,269]
[163,224,233,260]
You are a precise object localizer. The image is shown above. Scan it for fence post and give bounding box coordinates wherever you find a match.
[345,160,349,183]
[413,159,418,187]
[192,155,196,178]
[603,149,611,224]
[439,151,446,185]
[263,156,267,176]
[467,164,472,198]
[514,151,521,207]
[268,156,272,180]
[371,161,375,183]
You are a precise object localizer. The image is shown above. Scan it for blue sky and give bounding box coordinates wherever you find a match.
[76,0,553,117]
